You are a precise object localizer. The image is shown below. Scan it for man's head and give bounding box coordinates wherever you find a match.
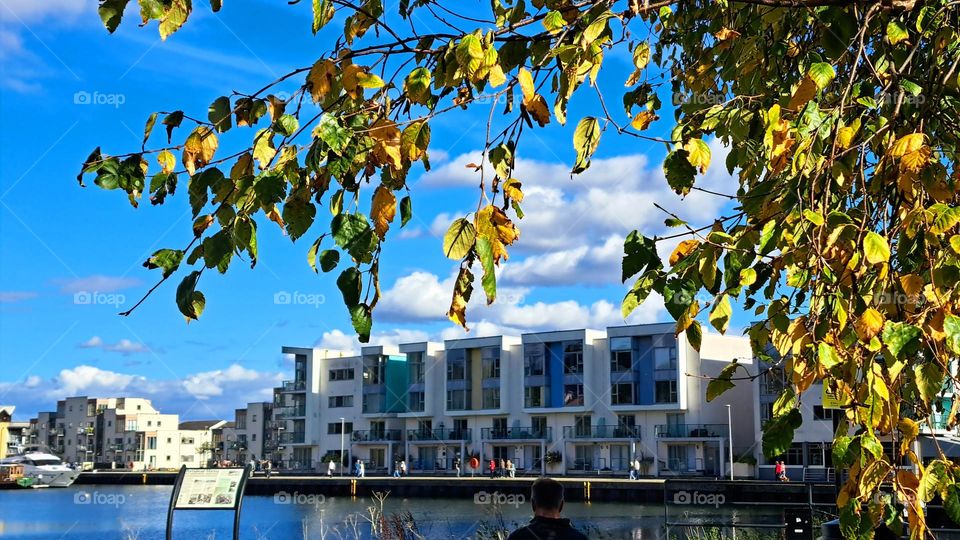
[530,477,565,518]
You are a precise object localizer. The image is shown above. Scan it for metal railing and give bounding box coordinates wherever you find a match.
[406,428,472,441]
[281,380,306,392]
[562,425,641,439]
[279,431,306,444]
[352,429,402,442]
[481,427,552,441]
[655,424,727,438]
[276,406,306,418]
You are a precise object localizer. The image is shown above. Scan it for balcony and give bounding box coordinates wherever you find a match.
[281,380,306,392]
[655,424,727,438]
[352,429,402,442]
[482,427,552,441]
[562,425,641,439]
[406,428,472,442]
[279,431,306,444]
[276,406,306,418]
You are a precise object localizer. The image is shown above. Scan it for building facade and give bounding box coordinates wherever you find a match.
[270,324,756,477]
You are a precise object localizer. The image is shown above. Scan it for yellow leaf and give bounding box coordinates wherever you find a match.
[890,133,925,158]
[157,150,175,174]
[369,118,402,170]
[517,67,535,99]
[787,76,818,110]
[633,42,650,69]
[182,126,218,176]
[631,110,656,131]
[669,239,700,266]
[900,274,924,297]
[503,178,523,204]
[447,266,473,330]
[683,139,711,173]
[266,205,286,232]
[475,204,519,264]
[713,27,741,42]
[488,64,506,88]
[267,95,286,123]
[523,94,551,127]
[855,308,884,342]
[371,185,396,240]
[901,145,930,172]
[307,59,336,103]
[836,122,859,149]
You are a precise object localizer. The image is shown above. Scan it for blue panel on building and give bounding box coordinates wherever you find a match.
[385,355,409,413]
[635,336,654,405]
[548,342,564,408]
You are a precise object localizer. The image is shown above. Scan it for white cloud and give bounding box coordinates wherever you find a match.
[315,328,431,355]
[54,275,141,294]
[78,336,104,348]
[0,291,37,303]
[77,336,149,355]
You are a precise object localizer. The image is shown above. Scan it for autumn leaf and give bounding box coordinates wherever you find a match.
[182,127,218,176]
[855,308,885,342]
[476,204,519,264]
[442,218,476,260]
[669,239,700,266]
[631,110,656,130]
[371,185,396,240]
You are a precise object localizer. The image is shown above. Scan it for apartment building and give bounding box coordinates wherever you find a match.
[269,323,756,477]
[226,402,274,465]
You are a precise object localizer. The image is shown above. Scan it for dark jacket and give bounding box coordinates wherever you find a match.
[506,516,589,540]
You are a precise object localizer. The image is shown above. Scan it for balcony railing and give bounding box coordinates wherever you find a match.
[562,425,641,439]
[481,427,552,441]
[281,380,306,392]
[279,431,306,444]
[406,428,472,441]
[655,424,727,438]
[276,406,306,418]
[352,429,402,442]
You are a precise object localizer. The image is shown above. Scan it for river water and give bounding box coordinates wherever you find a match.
[0,485,787,539]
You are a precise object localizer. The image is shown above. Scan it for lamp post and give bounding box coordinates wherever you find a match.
[726,404,734,481]
[339,417,345,477]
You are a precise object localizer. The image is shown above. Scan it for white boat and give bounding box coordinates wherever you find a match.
[0,452,80,488]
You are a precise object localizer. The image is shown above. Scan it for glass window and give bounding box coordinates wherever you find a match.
[563,342,584,374]
[482,388,500,409]
[329,395,353,408]
[524,347,545,376]
[611,351,632,372]
[611,383,634,405]
[447,353,466,380]
[408,392,424,412]
[609,337,632,351]
[447,389,468,410]
[525,386,544,408]
[813,406,834,420]
[482,356,500,379]
[564,384,584,406]
[654,347,677,371]
[408,352,424,383]
[807,443,825,466]
[327,422,353,434]
[655,380,678,403]
[329,368,355,381]
[574,415,592,437]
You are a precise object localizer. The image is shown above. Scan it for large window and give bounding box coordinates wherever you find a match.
[482,388,500,409]
[655,380,678,403]
[447,352,466,380]
[408,352,424,384]
[408,392,425,412]
[574,415,592,437]
[611,383,634,405]
[563,342,584,374]
[328,395,353,408]
[525,347,545,376]
[482,355,500,379]
[564,384,584,406]
[329,368,355,381]
[654,346,677,373]
[363,357,384,384]
[327,422,354,434]
[447,389,468,410]
[611,350,632,372]
[813,406,834,420]
[525,386,545,408]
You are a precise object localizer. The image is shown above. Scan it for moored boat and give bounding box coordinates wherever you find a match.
[0,452,79,488]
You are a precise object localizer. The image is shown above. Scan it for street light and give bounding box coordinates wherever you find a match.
[339,417,345,477]
[726,404,734,481]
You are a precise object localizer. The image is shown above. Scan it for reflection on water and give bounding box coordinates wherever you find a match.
[0,485,787,539]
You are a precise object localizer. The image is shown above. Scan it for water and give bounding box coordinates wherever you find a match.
[0,485,786,539]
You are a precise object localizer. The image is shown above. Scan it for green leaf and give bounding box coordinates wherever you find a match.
[336,267,362,307]
[442,218,477,260]
[621,231,660,282]
[915,362,944,406]
[201,230,233,273]
[886,20,909,45]
[307,236,322,272]
[274,114,299,137]
[312,0,334,33]
[253,173,286,206]
[686,322,702,352]
[622,272,655,318]
[208,96,232,133]
[282,199,316,241]
[919,460,949,503]
[881,321,920,358]
[235,218,257,267]
[945,485,960,525]
[817,343,841,369]
[932,206,960,234]
[808,62,836,90]
[543,10,564,33]
[142,113,158,148]
[319,249,340,273]
[98,0,130,33]
[863,231,890,264]
[476,236,497,304]
[331,213,378,264]
[706,360,739,402]
[456,33,484,77]
[175,271,205,320]
[945,314,960,356]
[664,149,697,196]
[572,116,601,174]
[404,67,432,104]
[762,409,802,458]
[399,196,412,227]
[350,303,372,342]
[709,294,732,333]
[143,248,184,278]
[832,435,853,468]
[162,111,184,144]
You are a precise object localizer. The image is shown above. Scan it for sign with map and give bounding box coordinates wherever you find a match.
[173,468,245,509]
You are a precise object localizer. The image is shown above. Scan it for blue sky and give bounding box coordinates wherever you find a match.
[0,0,742,420]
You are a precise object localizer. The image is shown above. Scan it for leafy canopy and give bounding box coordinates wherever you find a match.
[83,0,960,535]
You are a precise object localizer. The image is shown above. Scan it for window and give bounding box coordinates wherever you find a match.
[447,353,466,380]
[453,419,468,438]
[655,380,678,403]
[408,353,424,384]
[654,347,677,372]
[251,434,257,441]
[166,455,171,461]
[563,342,583,374]
[524,347,544,376]
[610,337,632,351]
[167,438,172,444]
[574,415,592,437]
[611,351,632,372]
[564,384,584,406]
[785,443,804,465]
[482,388,500,409]
[327,422,354,434]
[492,417,507,437]
[807,443,826,466]
[813,406,834,420]
[329,368,355,381]
[408,392,425,412]
[760,402,774,425]
[329,395,354,408]
[252,414,257,422]
[611,383,634,405]
[482,355,500,379]
[182,455,194,462]
[147,421,152,427]
[525,386,545,408]
[531,416,547,435]
[181,437,195,445]
[363,357,385,384]
[447,389,468,410]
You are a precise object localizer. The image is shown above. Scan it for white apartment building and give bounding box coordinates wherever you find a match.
[271,323,756,477]
[225,402,275,465]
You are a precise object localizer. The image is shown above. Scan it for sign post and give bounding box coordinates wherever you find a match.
[165,464,251,540]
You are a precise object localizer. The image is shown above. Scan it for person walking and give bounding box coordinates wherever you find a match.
[506,478,588,540]
[263,459,272,479]
[327,459,336,477]
[453,456,461,477]
[400,459,407,477]
[489,458,497,479]
[506,459,515,478]
[630,458,641,480]
[392,460,401,478]
[775,460,789,482]
[499,458,506,478]
[358,460,365,478]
